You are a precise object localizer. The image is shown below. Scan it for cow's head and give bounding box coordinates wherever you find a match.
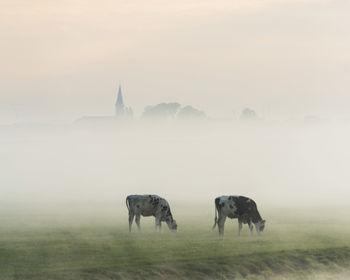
[256,220,266,234]
[166,218,178,232]
[162,206,177,232]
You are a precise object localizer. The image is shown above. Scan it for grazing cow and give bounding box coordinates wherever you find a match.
[212,195,266,236]
[126,194,177,232]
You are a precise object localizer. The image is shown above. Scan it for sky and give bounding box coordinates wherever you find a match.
[1,0,349,124]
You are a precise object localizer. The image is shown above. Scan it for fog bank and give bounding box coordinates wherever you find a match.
[1,121,349,209]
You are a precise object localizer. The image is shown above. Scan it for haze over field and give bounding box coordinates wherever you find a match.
[1,0,350,124]
[1,1,350,279]
[1,122,349,209]
[1,121,350,280]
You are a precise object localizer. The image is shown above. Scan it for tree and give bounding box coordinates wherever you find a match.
[177,105,206,120]
[142,103,181,119]
[240,108,257,120]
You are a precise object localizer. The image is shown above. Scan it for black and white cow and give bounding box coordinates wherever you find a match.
[212,195,266,236]
[126,194,177,232]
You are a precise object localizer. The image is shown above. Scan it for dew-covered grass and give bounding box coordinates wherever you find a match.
[0,203,349,280]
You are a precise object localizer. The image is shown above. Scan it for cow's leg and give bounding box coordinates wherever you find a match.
[248,221,254,235]
[238,219,243,236]
[155,217,161,232]
[218,216,226,236]
[128,212,135,233]
[135,214,141,232]
[159,221,162,232]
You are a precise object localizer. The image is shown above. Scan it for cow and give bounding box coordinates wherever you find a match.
[126,194,177,232]
[212,195,265,236]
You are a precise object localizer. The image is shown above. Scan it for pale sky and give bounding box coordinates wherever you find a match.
[1,0,349,123]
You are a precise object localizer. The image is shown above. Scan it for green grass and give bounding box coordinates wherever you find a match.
[0,204,350,279]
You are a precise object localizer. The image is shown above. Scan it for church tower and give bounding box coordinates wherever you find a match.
[115,83,133,119]
[115,84,125,116]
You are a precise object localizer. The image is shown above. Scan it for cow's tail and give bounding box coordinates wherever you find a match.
[126,196,130,212]
[212,199,218,230]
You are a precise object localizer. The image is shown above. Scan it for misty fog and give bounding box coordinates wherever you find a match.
[1,120,349,213]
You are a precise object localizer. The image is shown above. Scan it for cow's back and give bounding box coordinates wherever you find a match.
[215,195,259,218]
[231,196,262,223]
[230,196,255,215]
[126,194,167,217]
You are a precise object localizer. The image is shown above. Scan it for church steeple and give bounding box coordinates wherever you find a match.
[115,82,133,119]
[115,83,125,116]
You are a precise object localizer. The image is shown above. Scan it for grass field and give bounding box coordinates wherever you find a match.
[0,203,350,280]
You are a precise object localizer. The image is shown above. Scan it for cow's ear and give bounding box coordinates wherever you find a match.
[262,220,266,223]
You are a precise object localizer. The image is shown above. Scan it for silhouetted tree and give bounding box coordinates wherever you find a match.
[177,105,206,120]
[240,108,257,120]
[142,103,181,119]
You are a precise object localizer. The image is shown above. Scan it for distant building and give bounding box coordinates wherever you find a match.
[115,84,133,119]
[75,83,133,124]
